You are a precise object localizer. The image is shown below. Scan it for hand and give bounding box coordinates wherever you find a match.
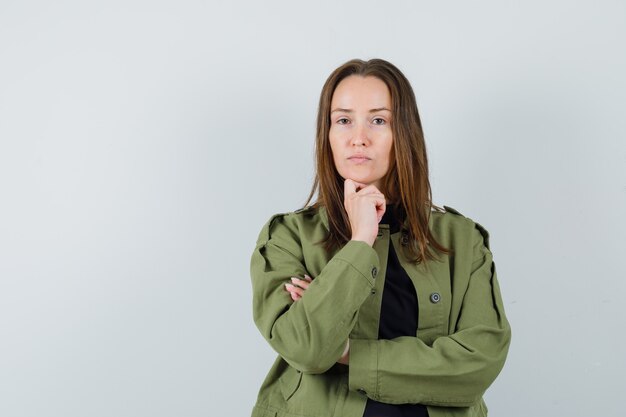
[284,273,313,301]
[344,178,386,247]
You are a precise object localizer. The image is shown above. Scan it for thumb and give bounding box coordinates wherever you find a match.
[344,178,357,199]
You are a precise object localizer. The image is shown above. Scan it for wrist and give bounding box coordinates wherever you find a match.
[351,236,374,247]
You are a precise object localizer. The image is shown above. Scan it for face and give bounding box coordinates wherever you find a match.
[329,75,393,192]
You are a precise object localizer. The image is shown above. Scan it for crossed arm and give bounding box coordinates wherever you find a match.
[251,213,511,406]
[285,273,350,365]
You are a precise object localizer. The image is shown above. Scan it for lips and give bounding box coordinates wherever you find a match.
[348,154,371,160]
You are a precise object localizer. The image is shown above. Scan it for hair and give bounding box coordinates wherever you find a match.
[301,58,452,265]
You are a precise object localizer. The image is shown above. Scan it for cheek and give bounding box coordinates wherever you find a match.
[328,128,340,145]
[328,136,342,165]
[329,130,345,150]
[381,136,393,167]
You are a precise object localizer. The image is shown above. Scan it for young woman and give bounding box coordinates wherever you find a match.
[249,58,511,417]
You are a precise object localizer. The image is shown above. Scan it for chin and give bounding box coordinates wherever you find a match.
[343,174,376,185]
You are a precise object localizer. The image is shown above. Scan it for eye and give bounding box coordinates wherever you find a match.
[372,117,387,125]
[336,117,350,125]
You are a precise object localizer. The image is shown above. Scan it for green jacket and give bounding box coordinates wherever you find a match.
[250,204,511,417]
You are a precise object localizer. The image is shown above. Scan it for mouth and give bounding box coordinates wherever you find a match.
[348,155,371,163]
[347,157,371,163]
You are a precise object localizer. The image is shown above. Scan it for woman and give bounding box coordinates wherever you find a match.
[249,58,511,417]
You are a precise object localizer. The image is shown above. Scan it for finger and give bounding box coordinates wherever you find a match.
[362,190,386,204]
[286,288,299,301]
[375,197,387,222]
[355,184,384,196]
[344,178,375,196]
[285,283,296,294]
[353,191,386,220]
[344,178,357,200]
[345,179,378,201]
[291,277,310,289]
[303,273,313,282]
[285,283,304,297]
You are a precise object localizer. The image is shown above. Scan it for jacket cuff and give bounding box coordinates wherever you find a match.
[333,240,380,288]
[348,338,378,397]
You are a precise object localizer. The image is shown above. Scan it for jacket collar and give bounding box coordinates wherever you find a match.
[318,204,412,232]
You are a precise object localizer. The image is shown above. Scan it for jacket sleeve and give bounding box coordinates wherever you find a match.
[348,223,512,407]
[250,212,380,374]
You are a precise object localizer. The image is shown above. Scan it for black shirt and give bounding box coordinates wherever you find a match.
[362,204,429,417]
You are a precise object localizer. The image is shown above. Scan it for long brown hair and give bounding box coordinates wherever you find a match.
[301,58,451,265]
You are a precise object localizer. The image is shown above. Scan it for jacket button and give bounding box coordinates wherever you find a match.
[371,289,376,295]
[400,233,409,246]
[430,292,441,303]
[371,266,378,278]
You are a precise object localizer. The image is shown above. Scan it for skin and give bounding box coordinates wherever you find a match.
[285,75,394,365]
[329,75,393,194]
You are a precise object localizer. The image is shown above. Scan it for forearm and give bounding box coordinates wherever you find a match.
[348,325,511,406]
[252,239,379,374]
[348,242,511,406]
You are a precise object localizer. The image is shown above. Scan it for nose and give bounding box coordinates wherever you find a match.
[350,122,369,146]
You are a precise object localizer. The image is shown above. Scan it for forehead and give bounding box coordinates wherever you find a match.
[331,75,391,107]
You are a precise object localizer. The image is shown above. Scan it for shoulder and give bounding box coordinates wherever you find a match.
[254,205,324,247]
[431,204,491,250]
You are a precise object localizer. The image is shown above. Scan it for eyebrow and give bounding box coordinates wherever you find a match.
[330,107,391,114]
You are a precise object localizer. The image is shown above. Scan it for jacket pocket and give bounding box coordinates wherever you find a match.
[279,367,303,401]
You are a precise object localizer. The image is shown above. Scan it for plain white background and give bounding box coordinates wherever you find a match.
[1,1,625,416]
